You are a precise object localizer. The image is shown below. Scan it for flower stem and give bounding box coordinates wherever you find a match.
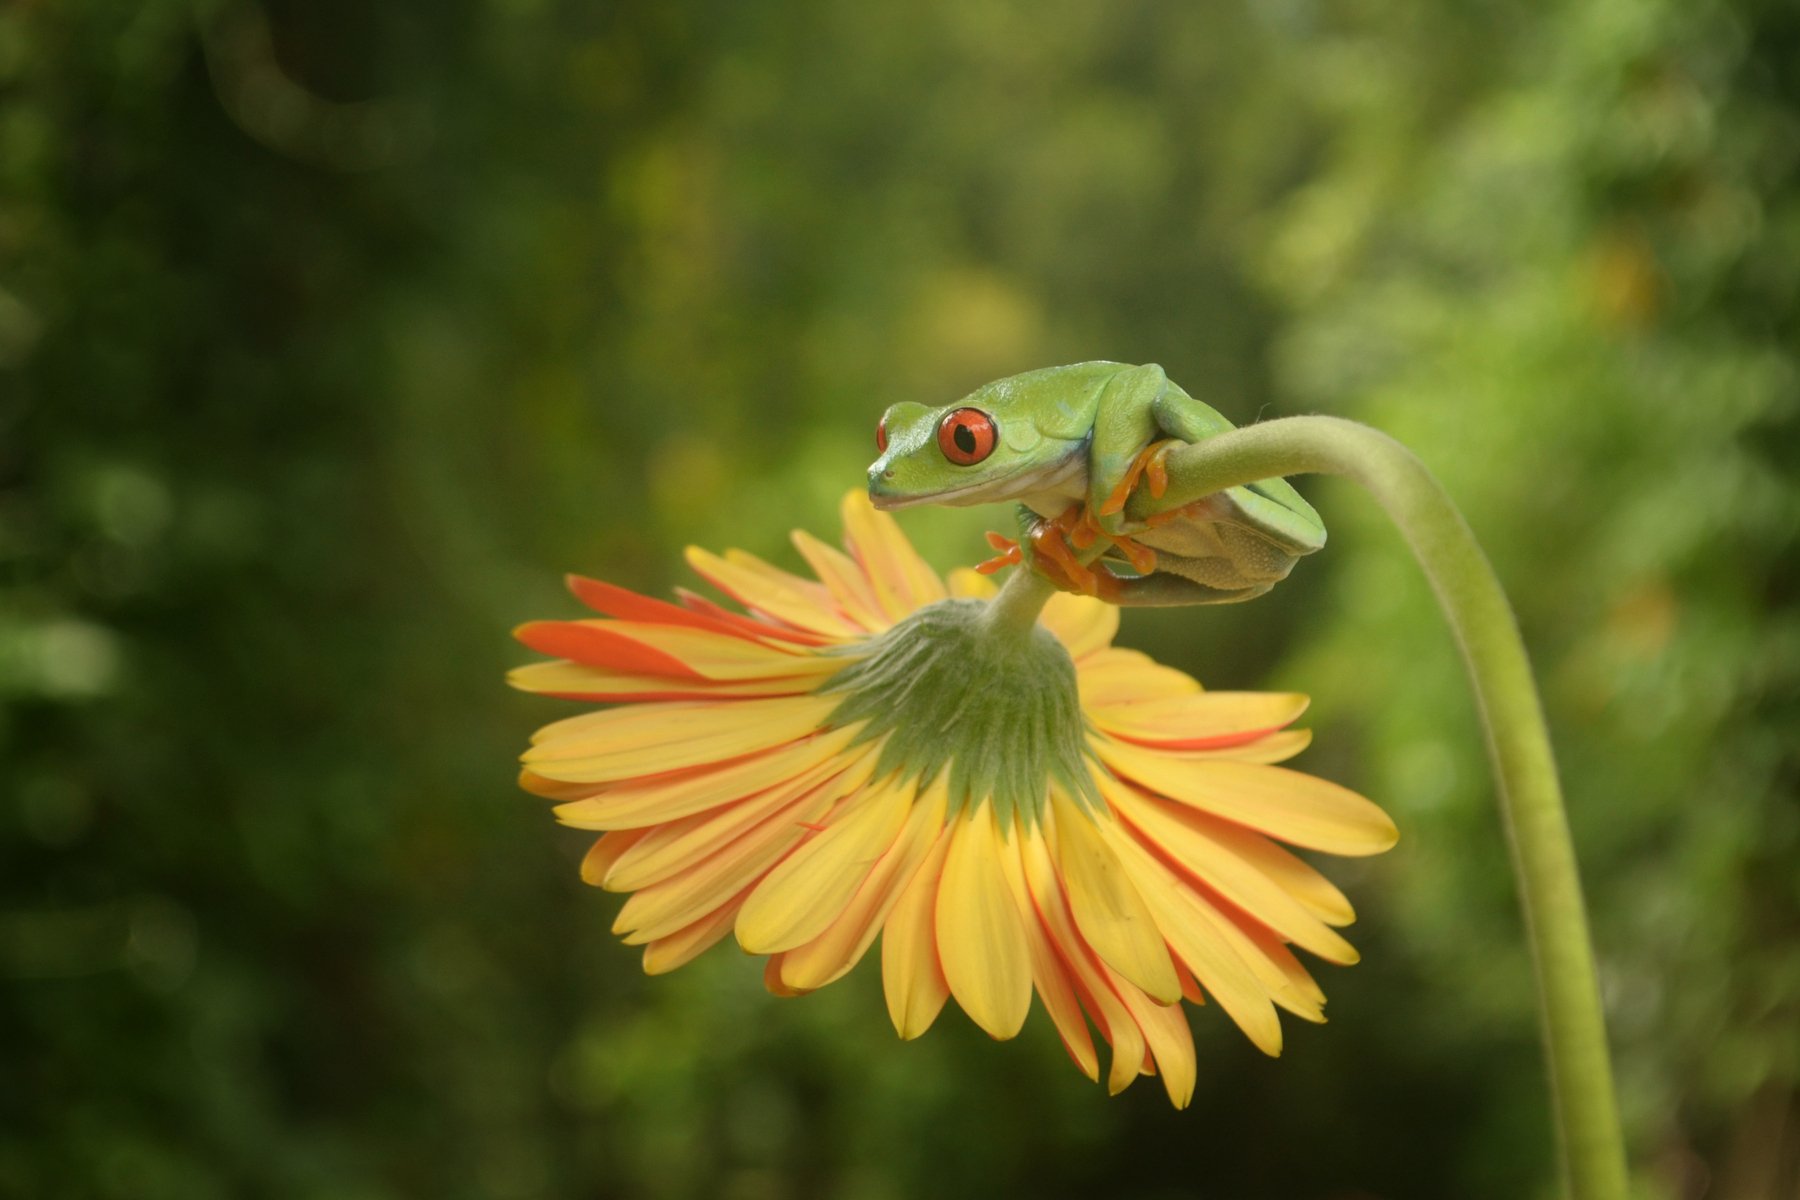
[985,563,1058,637]
[1127,416,1627,1200]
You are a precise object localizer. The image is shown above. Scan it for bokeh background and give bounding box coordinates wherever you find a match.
[4,0,1797,1197]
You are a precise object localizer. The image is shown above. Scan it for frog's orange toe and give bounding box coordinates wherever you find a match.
[976,532,1023,575]
[1144,439,1179,500]
[1114,536,1157,575]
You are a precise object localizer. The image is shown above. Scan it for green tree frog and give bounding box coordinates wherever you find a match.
[866,361,1325,605]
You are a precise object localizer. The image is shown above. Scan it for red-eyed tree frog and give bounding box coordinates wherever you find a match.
[866,361,1325,605]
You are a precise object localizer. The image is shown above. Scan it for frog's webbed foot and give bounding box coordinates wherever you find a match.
[976,504,1044,577]
[981,503,1160,599]
[1028,505,1102,594]
[974,530,1023,575]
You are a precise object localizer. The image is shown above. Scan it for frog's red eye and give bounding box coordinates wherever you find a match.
[875,415,889,453]
[937,408,997,466]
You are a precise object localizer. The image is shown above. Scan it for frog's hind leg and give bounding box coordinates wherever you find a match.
[1089,567,1273,607]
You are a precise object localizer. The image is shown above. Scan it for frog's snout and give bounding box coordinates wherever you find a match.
[867,463,901,510]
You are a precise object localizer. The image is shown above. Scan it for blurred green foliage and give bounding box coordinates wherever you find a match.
[3,1,1796,1198]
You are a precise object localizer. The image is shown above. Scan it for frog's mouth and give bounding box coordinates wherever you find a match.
[867,476,996,510]
[867,451,1085,511]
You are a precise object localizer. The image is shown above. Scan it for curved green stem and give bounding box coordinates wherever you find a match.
[1121,416,1626,1199]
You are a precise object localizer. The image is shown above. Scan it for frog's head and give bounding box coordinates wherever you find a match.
[866,362,1123,510]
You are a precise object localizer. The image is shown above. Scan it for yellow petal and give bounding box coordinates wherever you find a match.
[1089,693,1309,750]
[736,773,915,954]
[1235,918,1328,1022]
[684,545,864,638]
[1050,794,1182,1005]
[1218,830,1358,927]
[552,725,863,829]
[642,895,745,975]
[791,529,890,632]
[763,954,803,997]
[945,568,998,600]
[519,769,603,803]
[882,820,953,1039]
[1021,833,1146,1094]
[597,750,871,888]
[1111,972,1197,1108]
[781,779,950,991]
[839,491,947,620]
[510,660,821,701]
[1075,648,1202,708]
[579,829,649,887]
[1097,819,1285,1053]
[611,762,868,942]
[1037,592,1117,660]
[524,695,839,783]
[1102,777,1360,965]
[1098,740,1399,857]
[997,825,1098,1082]
[936,804,1033,1039]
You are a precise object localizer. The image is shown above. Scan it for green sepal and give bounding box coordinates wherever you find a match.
[820,599,1100,827]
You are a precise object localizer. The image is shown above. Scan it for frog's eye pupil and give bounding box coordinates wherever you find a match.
[876,416,889,453]
[937,408,997,466]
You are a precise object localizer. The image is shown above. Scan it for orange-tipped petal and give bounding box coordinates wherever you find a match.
[1089,692,1310,751]
[514,620,699,677]
[1168,728,1314,765]
[1102,776,1360,965]
[565,574,815,646]
[1098,741,1398,857]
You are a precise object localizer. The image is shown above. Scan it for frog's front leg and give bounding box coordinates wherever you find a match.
[978,504,1101,593]
[1084,363,1181,537]
[978,504,1159,597]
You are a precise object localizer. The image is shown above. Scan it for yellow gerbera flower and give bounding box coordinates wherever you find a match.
[510,492,1397,1106]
